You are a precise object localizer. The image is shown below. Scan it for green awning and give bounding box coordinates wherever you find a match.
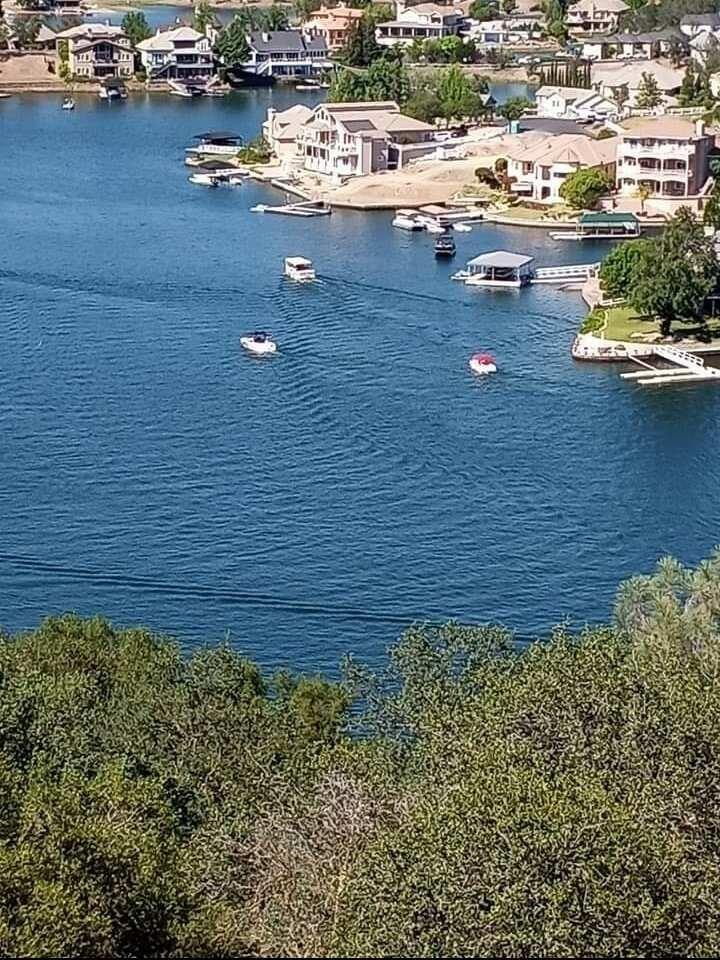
[579,212,639,225]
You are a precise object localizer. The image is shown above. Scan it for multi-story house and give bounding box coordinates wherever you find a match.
[296,101,435,178]
[581,28,685,60]
[616,118,713,199]
[506,133,617,202]
[136,27,214,82]
[467,16,543,46]
[55,23,133,80]
[535,85,616,121]
[566,0,629,37]
[244,30,330,78]
[303,4,364,52]
[376,2,464,47]
[591,60,684,107]
[263,103,315,162]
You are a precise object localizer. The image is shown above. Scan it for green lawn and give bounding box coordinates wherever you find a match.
[588,305,720,343]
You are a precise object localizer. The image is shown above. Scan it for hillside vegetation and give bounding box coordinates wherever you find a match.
[3,553,720,956]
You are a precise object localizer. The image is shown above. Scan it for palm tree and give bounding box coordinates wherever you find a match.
[635,183,652,216]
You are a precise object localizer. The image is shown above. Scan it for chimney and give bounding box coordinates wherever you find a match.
[262,32,270,42]
[696,118,706,138]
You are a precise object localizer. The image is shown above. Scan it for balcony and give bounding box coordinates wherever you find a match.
[621,141,694,159]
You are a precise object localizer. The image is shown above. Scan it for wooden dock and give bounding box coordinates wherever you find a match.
[620,345,720,386]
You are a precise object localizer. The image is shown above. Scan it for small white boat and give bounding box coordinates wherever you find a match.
[188,173,218,187]
[296,81,320,90]
[425,221,446,235]
[284,256,316,282]
[392,209,422,231]
[241,331,277,356]
[454,222,472,233]
[61,97,75,111]
[469,352,497,376]
[251,204,268,213]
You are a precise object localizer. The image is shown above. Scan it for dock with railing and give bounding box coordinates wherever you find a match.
[530,263,600,285]
[620,344,720,386]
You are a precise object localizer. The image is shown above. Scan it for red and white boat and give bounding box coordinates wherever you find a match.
[469,352,497,375]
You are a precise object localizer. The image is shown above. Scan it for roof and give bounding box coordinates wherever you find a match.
[568,0,628,10]
[36,25,57,42]
[591,60,684,90]
[580,211,638,224]
[516,117,594,136]
[608,29,686,44]
[248,30,327,54]
[507,132,618,166]
[194,131,242,140]
[681,13,720,27]
[137,26,205,50]
[691,31,718,50]
[324,101,399,114]
[56,23,126,40]
[621,117,706,138]
[535,85,594,101]
[468,251,535,268]
[383,113,435,133]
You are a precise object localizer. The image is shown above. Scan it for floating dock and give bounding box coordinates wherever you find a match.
[251,199,331,217]
[620,345,720,386]
[530,263,599,285]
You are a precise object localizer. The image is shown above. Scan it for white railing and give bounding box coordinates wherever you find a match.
[654,345,709,370]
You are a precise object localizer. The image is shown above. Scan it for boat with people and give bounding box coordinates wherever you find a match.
[435,234,456,258]
[284,256,316,282]
[61,97,75,111]
[241,332,277,356]
[469,353,497,375]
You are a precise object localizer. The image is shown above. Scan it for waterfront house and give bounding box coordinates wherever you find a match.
[590,60,684,107]
[616,117,713,200]
[244,30,330,78]
[263,103,314,163]
[303,4,364,52]
[55,23,133,80]
[566,0,628,37]
[680,13,720,39]
[535,85,616,121]
[580,29,686,60]
[136,27,214,82]
[506,133,618,202]
[376,2,464,47]
[297,100,436,178]
[467,16,543,46]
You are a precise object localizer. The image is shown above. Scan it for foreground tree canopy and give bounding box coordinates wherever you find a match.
[4,552,720,956]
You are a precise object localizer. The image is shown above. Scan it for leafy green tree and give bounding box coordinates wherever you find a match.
[631,207,719,335]
[328,66,367,101]
[10,14,41,49]
[543,0,567,41]
[192,0,219,35]
[339,4,391,67]
[599,238,655,298]
[499,95,532,121]
[121,10,152,48]
[214,15,250,68]
[559,166,613,209]
[437,64,483,122]
[403,87,443,123]
[635,70,663,109]
[469,0,499,20]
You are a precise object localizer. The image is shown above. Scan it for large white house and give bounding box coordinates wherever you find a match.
[296,101,436,178]
[535,85,616,121]
[263,103,315,162]
[136,27,214,81]
[467,16,543,46]
[616,117,713,199]
[244,29,330,77]
[566,0,629,37]
[376,2,464,47]
[506,133,618,202]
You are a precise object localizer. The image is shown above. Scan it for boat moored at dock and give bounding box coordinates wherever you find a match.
[392,209,423,231]
[98,79,127,101]
[458,251,535,288]
[187,160,246,187]
[550,212,641,242]
[187,131,244,158]
[284,257,316,282]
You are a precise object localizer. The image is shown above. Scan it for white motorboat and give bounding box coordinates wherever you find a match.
[241,332,277,356]
[61,97,75,111]
[188,173,218,187]
[392,209,422,231]
[469,352,497,376]
[454,222,472,232]
[425,221,446,234]
[296,82,320,90]
[284,256,316,282]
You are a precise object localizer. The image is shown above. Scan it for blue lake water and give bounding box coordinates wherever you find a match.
[2,88,719,673]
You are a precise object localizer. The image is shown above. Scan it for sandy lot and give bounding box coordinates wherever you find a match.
[0,53,64,91]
